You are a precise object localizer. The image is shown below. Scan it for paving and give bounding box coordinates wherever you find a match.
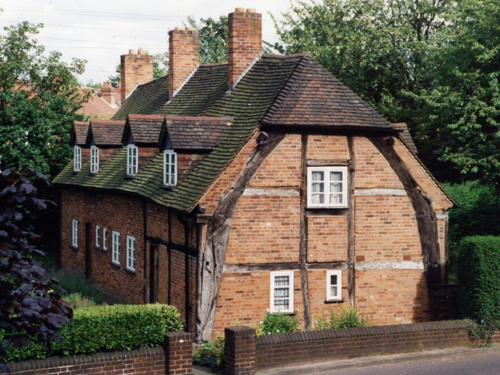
[256,345,500,375]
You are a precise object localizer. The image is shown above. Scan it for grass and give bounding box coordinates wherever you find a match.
[48,269,121,308]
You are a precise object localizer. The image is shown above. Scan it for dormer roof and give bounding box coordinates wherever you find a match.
[86,120,126,147]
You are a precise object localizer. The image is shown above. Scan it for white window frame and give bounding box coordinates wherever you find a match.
[71,219,78,248]
[102,227,107,251]
[90,146,99,174]
[270,271,294,313]
[95,225,100,248]
[112,231,120,265]
[326,270,342,301]
[163,150,177,187]
[74,146,81,172]
[126,236,136,272]
[307,166,348,208]
[127,144,138,177]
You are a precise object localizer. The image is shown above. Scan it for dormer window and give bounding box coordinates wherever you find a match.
[90,146,99,174]
[74,146,81,172]
[163,150,177,187]
[127,145,138,177]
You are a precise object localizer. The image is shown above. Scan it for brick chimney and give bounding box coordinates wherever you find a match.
[228,8,262,90]
[120,48,153,103]
[168,27,199,99]
[100,81,115,106]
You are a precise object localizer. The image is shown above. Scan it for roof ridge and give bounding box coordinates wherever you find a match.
[261,55,308,124]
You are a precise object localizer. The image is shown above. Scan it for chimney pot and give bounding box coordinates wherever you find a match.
[129,49,136,55]
[175,26,181,31]
[138,48,146,55]
[235,7,245,12]
[246,8,256,13]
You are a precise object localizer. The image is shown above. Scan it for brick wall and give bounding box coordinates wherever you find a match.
[5,332,192,375]
[223,321,476,374]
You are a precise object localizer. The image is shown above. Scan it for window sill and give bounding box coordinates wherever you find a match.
[124,175,135,180]
[72,171,80,175]
[307,206,348,210]
[111,262,120,269]
[70,245,78,251]
[270,311,297,316]
[102,248,107,252]
[161,185,175,191]
[325,299,345,304]
[88,172,98,177]
[125,268,136,275]
[94,246,100,251]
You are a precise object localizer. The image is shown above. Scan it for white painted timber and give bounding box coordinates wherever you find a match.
[243,188,300,196]
[354,188,406,196]
[356,261,424,270]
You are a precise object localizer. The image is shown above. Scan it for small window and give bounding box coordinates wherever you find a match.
[163,150,177,187]
[326,270,342,301]
[112,231,120,265]
[270,271,294,313]
[95,225,100,248]
[102,227,107,251]
[74,146,81,172]
[127,145,138,177]
[71,219,78,248]
[90,146,100,174]
[307,166,348,208]
[126,236,135,272]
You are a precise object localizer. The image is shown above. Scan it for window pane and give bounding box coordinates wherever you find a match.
[274,276,289,286]
[274,299,289,310]
[330,193,342,205]
[330,275,337,286]
[312,171,324,182]
[312,194,324,204]
[274,287,289,298]
[312,182,324,193]
[330,286,337,297]
[330,171,342,181]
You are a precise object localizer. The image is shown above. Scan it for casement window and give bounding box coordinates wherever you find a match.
[127,145,138,177]
[326,270,342,301]
[90,146,100,174]
[102,227,107,251]
[307,166,348,208]
[71,219,78,248]
[163,150,177,187]
[126,236,135,272]
[74,146,81,172]
[112,231,120,265]
[270,271,294,313]
[95,225,100,248]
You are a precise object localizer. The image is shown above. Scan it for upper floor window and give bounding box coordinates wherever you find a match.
[71,219,78,248]
[126,235,136,272]
[307,166,348,208]
[163,150,177,187]
[74,146,81,172]
[95,225,100,248]
[112,231,120,265]
[127,145,138,177]
[90,146,99,174]
[270,271,294,313]
[326,270,342,301]
[102,227,108,251]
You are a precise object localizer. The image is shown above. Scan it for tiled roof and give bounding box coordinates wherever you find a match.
[87,120,126,147]
[71,122,89,146]
[263,55,392,129]
[78,87,120,120]
[166,116,232,150]
[125,114,165,145]
[113,76,170,120]
[393,122,418,154]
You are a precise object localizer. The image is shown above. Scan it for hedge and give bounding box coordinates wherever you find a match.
[456,236,500,321]
[2,303,183,362]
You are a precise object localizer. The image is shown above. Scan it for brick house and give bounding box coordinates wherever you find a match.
[54,8,454,341]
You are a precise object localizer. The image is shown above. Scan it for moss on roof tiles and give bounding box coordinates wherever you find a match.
[55,55,305,211]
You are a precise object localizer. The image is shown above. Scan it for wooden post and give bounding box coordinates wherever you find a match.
[347,136,356,306]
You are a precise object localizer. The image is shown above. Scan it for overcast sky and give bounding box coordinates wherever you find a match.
[0,0,297,85]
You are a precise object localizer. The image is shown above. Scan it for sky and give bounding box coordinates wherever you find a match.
[0,0,297,85]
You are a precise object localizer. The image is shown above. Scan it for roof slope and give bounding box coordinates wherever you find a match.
[263,55,391,129]
[71,122,89,146]
[166,116,232,150]
[87,121,126,146]
[126,115,165,145]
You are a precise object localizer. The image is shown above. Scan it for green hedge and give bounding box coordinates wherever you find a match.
[456,236,500,321]
[3,303,182,362]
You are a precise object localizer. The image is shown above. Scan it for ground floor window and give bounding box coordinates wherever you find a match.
[270,271,294,313]
[126,236,135,272]
[326,270,342,301]
[112,231,120,265]
[102,227,107,251]
[71,219,78,248]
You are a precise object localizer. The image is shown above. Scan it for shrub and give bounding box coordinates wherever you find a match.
[4,303,182,361]
[330,306,368,329]
[456,236,500,323]
[63,293,97,310]
[192,334,225,373]
[261,312,299,334]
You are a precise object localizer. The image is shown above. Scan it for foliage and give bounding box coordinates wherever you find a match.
[456,236,500,325]
[187,15,228,64]
[4,303,182,362]
[62,293,97,310]
[0,22,86,176]
[261,312,299,334]
[315,306,369,330]
[192,334,225,373]
[465,317,500,345]
[0,169,72,364]
[153,52,169,79]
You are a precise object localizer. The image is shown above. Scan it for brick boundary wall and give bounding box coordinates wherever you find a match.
[225,321,487,374]
[3,332,192,375]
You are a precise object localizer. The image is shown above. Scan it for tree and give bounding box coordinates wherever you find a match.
[0,169,72,365]
[414,0,500,185]
[187,15,228,64]
[0,22,86,177]
[272,0,451,123]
